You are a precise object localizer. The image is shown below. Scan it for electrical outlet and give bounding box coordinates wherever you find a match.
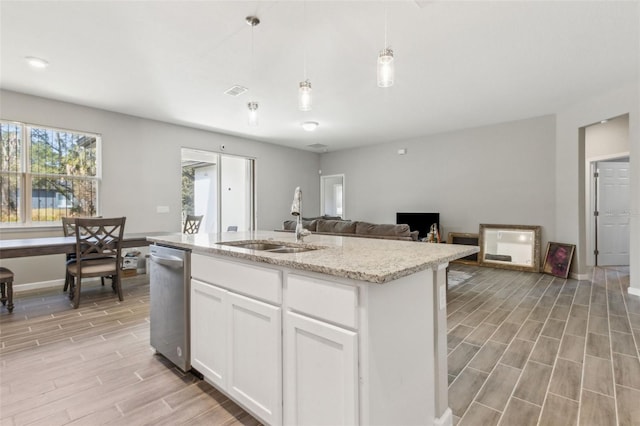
[156,206,170,213]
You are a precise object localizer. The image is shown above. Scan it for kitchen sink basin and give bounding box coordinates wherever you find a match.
[227,242,285,251]
[218,240,320,254]
[267,247,315,254]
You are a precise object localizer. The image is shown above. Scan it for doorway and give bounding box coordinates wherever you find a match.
[584,114,631,267]
[320,174,345,218]
[181,148,255,233]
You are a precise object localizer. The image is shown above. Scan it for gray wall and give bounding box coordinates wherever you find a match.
[320,115,557,245]
[1,90,320,286]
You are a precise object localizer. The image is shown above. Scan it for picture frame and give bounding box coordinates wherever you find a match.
[542,242,575,279]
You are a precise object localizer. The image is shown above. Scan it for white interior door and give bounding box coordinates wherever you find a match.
[597,160,630,265]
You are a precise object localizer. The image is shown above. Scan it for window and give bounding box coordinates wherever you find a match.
[0,120,100,226]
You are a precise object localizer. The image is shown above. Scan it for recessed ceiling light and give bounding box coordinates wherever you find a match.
[302,121,319,132]
[25,56,49,69]
[600,119,608,124]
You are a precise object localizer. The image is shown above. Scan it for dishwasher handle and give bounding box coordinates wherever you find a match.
[150,253,184,269]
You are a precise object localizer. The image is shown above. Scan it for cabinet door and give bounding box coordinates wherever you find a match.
[284,311,358,426]
[190,279,227,388]
[227,292,282,425]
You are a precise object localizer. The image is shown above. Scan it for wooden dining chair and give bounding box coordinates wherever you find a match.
[183,214,203,234]
[67,217,126,309]
[62,216,107,292]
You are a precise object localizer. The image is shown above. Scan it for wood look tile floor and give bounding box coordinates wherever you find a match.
[1,266,639,425]
[447,265,640,426]
[0,276,261,426]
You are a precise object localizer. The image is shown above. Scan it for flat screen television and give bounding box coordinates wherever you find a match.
[396,212,440,240]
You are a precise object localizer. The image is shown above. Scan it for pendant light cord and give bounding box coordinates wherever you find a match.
[384,5,388,48]
[303,0,307,80]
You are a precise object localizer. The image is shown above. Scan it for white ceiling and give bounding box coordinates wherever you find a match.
[1,1,638,152]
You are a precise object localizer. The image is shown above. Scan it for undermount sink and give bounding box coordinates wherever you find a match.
[266,247,315,254]
[228,242,285,251]
[218,241,319,254]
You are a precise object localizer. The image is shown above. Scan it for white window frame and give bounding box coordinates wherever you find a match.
[0,120,102,228]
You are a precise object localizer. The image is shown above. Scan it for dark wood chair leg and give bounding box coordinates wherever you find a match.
[1,282,6,305]
[7,283,13,313]
[114,275,124,301]
[72,278,82,309]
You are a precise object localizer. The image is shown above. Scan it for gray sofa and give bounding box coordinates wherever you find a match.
[282,217,419,241]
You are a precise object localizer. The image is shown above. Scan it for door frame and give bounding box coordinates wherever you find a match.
[586,152,630,266]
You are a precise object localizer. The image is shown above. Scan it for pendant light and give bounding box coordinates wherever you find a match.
[298,1,312,111]
[246,16,260,126]
[377,7,394,88]
[299,80,312,111]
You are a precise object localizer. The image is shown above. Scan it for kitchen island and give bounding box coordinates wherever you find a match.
[148,231,478,426]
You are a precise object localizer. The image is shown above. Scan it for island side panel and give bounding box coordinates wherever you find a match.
[360,268,437,425]
[433,263,452,426]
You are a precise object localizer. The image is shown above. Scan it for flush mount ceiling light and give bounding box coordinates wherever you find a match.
[302,121,319,132]
[25,56,49,69]
[377,7,394,88]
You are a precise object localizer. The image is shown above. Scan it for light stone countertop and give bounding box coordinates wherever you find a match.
[147,231,479,284]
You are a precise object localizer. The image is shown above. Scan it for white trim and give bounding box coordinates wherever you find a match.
[585,151,630,162]
[14,279,64,293]
[570,272,591,280]
[14,277,103,293]
[434,407,453,426]
[628,287,640,297]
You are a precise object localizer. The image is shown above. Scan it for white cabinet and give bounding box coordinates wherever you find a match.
[189,254,444,426]
[284,311,358,426]
[190,255,282,425]
[227,291,281,425]
[191,279,227,388]
[284,273,359,426]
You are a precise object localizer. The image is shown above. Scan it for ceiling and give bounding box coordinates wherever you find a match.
[1,1,638,152]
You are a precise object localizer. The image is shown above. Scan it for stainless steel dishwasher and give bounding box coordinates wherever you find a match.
[149,244,191,372]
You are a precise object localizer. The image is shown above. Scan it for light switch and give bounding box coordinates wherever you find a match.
[156,206,170,213]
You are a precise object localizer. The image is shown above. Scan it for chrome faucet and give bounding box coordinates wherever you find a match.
[291,186,311,242]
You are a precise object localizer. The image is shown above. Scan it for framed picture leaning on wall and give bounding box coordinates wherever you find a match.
[542,242,575,279]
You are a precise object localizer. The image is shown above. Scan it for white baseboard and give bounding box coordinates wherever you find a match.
[570,272,591,280]
[14,279,64,293]
[14,277,103,294]
[628,287,640,297]
[434,408,453,426]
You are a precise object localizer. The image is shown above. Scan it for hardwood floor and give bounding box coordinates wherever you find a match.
[1,266,639,425]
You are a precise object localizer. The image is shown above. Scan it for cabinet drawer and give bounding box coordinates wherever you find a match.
[192,254,281,304]
[287,274,358,329]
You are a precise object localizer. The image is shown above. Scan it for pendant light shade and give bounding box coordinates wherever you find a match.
[377,48,394,88]
[298,80,312,111]
[247,102,259,127]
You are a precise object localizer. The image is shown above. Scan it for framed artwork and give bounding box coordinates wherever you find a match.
[542,242,575,278]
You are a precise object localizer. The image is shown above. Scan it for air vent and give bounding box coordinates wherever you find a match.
[307,143,328,149]
[224,85,248,97]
